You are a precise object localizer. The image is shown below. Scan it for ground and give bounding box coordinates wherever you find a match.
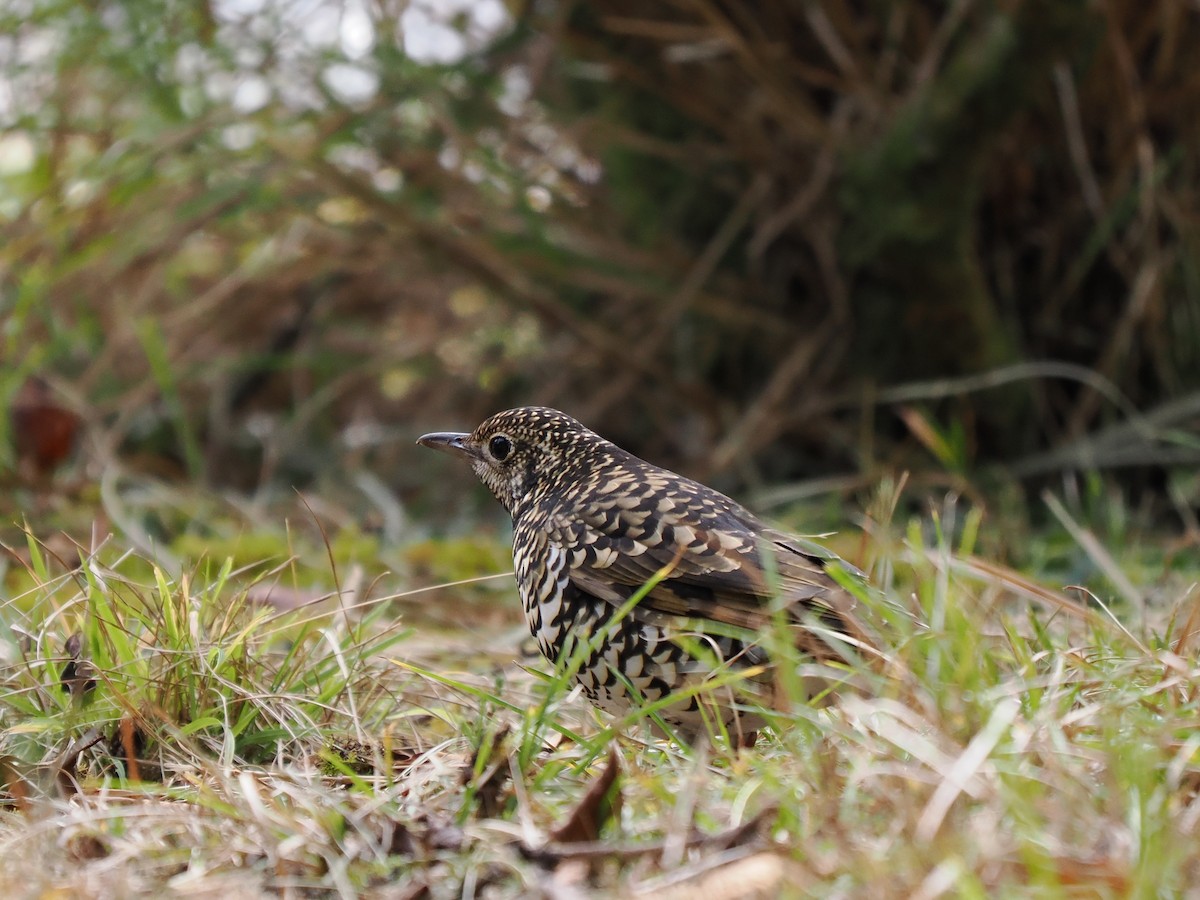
[1,480,1199,897]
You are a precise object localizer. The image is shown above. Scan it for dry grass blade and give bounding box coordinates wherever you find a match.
[1171,588,1200,656]
[1042,490,1145,615]
[634,851,811,900]
[914,697,1019,842]
[704,319,837,475]
[952,556,1098,623]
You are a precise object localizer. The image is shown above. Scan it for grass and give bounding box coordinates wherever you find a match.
[2,483,1200,898]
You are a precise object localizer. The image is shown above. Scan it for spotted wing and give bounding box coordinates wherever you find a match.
[543,469,872,657]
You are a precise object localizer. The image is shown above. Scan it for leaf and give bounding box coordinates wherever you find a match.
[0,755,32,813]
[10,376,81,480]
[549,746,622,844]
[65,832,110,861]
[118,716,142,782]
[60,632,97,702]
[55,728,104,797]
[896,405,959,470]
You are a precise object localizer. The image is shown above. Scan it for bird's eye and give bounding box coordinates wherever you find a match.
[488,434,513,462]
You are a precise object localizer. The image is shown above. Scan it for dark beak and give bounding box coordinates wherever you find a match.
[416,431,476,461]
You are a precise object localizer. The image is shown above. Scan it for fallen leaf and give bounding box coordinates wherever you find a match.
[0,755,32,813]
[60,632,97,703]
[10,376,81,480]
[376,813,465,859]
[64,832,110,861]
[55,728,104,797]
[522,804,776,867]
[119,716,142,782]
[1049,855,1131,892]
[549,746,622,844]
[381,819,417,857]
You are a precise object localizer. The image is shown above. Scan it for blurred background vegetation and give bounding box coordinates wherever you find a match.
[3,0,1199,544]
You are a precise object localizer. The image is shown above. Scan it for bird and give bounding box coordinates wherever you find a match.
[417,407,877,744]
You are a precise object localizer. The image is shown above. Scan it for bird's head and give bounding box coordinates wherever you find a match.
[417,407,604,514]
